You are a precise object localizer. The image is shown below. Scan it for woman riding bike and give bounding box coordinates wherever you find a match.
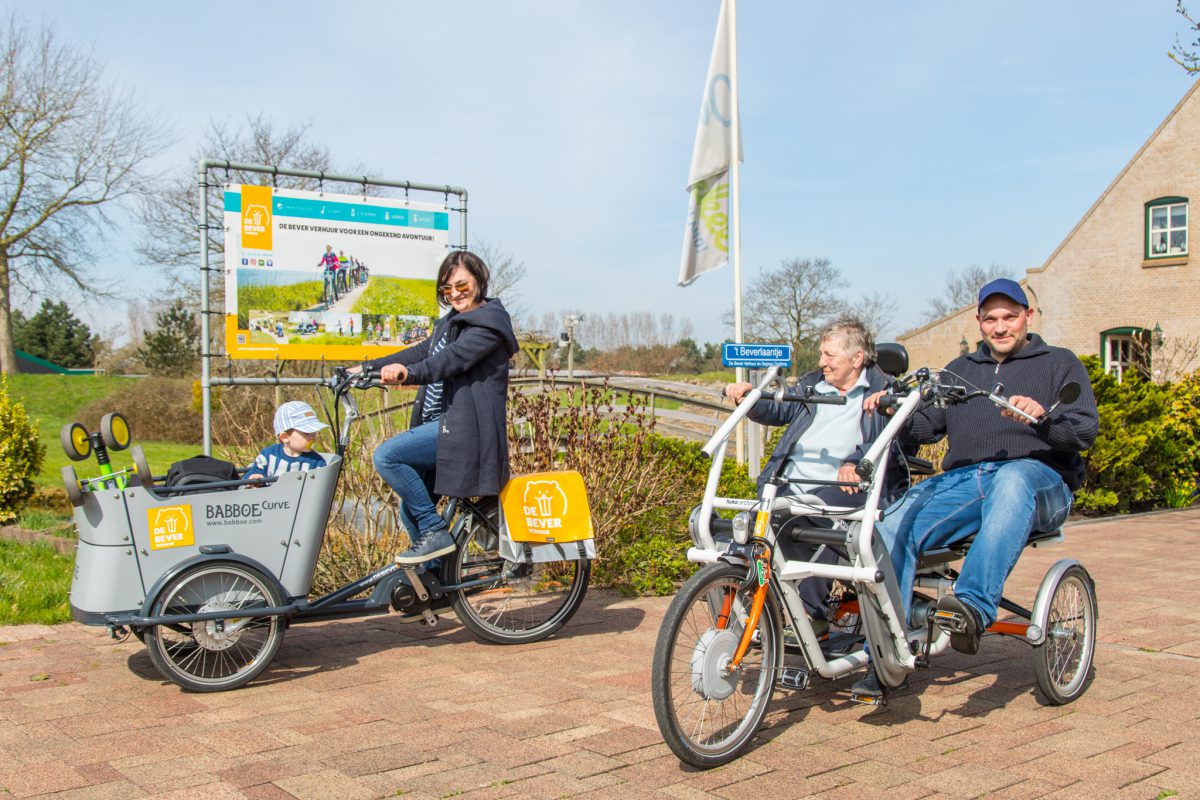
[354,251,519,563]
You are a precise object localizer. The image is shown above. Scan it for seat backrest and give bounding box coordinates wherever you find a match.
[876,343,909,377]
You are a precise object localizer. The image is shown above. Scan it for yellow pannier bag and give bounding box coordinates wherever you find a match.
[498,471,596,563]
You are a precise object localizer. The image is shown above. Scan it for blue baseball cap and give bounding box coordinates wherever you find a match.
[977,278,1028,309]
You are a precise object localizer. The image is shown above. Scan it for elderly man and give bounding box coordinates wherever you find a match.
[725,318,904,630]
[851,278,1098,698]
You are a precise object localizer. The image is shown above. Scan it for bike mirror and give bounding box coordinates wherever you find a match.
[1058,381,1081,405]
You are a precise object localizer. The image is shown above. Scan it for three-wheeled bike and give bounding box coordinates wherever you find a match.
[650,346,1098,767]
[64,369,594,692]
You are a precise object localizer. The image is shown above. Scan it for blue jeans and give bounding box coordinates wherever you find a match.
[372,421,443,537]
[876,459,1073,627]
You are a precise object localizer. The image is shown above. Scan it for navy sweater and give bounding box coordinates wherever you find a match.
[905,334,1098,490]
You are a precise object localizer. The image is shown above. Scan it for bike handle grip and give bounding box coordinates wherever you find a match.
[877,394,904,413]
[776,390,847,405]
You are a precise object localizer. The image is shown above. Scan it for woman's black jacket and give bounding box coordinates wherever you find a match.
[365,298,519,497]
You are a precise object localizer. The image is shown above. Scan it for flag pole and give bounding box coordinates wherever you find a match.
[728,0,747,469]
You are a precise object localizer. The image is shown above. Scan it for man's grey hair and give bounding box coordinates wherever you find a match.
[819,318,876,365]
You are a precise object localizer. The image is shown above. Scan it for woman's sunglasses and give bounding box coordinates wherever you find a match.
[439,279,473,297]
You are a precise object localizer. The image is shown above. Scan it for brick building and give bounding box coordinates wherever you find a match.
[900,80,1200,382]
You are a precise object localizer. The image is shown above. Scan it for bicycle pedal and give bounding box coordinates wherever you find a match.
[419,609,438,626]
[932,609,968,633]
[848,691,886,707]
[779,667,810,690]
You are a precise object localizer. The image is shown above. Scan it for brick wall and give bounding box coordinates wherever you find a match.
[902,82,1200,379]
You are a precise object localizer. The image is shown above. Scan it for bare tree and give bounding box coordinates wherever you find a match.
[471,238,528,317]
[845,290,900,341]
[1172,1,1200,74]
[922,263,1012,322]
[740,257,847,370]
[138,114,379,300]
[1133,333,1200,384]
[0,17,168,373]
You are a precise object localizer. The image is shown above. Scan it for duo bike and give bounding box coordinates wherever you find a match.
[650,345,1098,767]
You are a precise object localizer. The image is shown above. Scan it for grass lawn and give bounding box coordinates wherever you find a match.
[0,538,72,625]
[351,276,438,317]
[6,374,201,489]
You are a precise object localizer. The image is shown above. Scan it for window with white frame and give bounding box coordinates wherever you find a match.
[1102,327,1150,383]
[1105,335,1134,382]
[1146,197,1188,259]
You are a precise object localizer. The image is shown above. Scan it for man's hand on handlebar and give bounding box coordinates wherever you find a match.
[724,382,753,404]
[1001,395,1044,425]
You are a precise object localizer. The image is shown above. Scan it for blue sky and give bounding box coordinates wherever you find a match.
[6,1,1197,344]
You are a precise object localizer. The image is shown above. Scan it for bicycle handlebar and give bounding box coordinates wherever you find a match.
[775,387,848,405]
[877,393,904,413]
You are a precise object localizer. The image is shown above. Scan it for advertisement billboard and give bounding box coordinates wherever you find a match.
[222,184,449,360]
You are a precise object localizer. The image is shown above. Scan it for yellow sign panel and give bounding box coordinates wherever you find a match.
[240,184,273,251]
[500,471,593,544]
[148,505,195,551]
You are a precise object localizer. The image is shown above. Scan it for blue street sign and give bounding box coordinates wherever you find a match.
[722,342,792,368]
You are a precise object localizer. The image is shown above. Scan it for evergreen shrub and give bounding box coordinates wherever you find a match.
[0,375,46,523]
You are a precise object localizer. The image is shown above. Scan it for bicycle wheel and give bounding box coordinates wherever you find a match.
[1033,563,1097,704]
[652,562,781,768]
[145,562,285,692]
[449,500,590,644]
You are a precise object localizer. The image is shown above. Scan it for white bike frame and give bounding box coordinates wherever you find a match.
[687,366,953,683]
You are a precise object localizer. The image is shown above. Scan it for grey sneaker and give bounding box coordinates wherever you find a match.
[396,530,455,565]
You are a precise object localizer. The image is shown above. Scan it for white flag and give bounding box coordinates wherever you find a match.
[679,0,742,287]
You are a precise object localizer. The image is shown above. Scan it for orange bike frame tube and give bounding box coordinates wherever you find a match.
[716,590,734,629]
[988,620,1029,637]
[730,545,771,668]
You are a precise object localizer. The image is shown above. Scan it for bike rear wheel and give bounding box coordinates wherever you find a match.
[1033,564,1097,704]
[652,562,781,768]
[449,500,590,644]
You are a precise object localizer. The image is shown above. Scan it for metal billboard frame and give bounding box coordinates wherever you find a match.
[197,159,467,455]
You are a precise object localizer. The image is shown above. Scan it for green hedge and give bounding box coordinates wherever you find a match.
[1075,356,1200,513]
[599,435,757,595]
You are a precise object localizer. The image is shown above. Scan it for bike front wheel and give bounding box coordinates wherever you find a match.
[449,500,590,644]
[145,562,285,692]
[652,561,781,768]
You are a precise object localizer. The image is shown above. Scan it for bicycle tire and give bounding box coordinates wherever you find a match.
[144,562,285,692]
[449,499,590,644]
[1033,564,1097,705]
[652,561,781,768]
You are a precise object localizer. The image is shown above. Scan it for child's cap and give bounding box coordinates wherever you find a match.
[274,401,329,436]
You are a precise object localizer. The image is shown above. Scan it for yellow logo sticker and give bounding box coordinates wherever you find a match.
[241,184,273,251]
[148,505,194,551]
[501,471,593,543]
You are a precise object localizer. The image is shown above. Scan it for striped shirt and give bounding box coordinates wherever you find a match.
[243,443,325,480]
[419,331,449,423]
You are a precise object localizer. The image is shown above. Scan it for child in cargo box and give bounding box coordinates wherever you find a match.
[243,401,328,482]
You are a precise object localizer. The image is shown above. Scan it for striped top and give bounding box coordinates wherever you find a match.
[419,331,449,423]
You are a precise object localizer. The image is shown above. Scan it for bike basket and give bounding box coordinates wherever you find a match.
[498,470,595,563]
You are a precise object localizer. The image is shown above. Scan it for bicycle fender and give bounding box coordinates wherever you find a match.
[139,552,287,620]
[1028,558,1090,646]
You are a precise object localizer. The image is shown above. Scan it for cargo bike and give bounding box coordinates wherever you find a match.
[650,346,1098,767]
[63,369,594,692]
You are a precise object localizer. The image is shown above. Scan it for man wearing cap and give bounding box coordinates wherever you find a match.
[851,278,1098,698]
[243,400,329,481]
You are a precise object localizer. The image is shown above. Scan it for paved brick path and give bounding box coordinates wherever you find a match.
[2,510,1199,799]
